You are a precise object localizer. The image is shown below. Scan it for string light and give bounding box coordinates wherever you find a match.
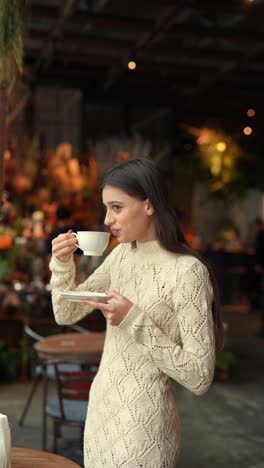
[247,108,255,117]
[243,126,253,136]
[128,60,136,70]
[216,141,227,152]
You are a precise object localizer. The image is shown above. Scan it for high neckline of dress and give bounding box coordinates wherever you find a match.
[133,239,163,255]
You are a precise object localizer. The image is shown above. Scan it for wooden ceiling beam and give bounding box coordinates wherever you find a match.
[31,7,153,32]
[25,42,264,81]
[141,46,241,63]
[32,0,79,79]
[185,43,264,98]
[30,0,113,80]
[132,0,264,15]
[71,12,153,32]
[28,25,262,65]
[168,24,264,46]
[192,0,264,15]
[133,0,178,5]
[30,5,59,19]
[24,61,264,102]
[28,29,133,54]
[26,32,263,74]
[24,58,194,86]
[25,48,119,67]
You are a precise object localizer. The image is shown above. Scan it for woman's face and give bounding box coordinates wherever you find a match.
[102,185,156,243]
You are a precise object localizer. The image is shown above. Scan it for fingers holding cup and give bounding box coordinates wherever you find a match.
[52,231,78,263]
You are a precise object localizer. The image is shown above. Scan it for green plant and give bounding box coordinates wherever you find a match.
[0,222,21,282]
[0,339,21,380]
[215,350,236,371]
[0,0,28,87]
[0,0,29,200]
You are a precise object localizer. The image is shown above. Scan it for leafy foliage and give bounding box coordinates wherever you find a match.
[182,125,264,199]
[215,350,236,370]
[0,339,21,380]
[0,0,28,87]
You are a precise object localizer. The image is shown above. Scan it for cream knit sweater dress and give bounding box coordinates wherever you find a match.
[50,240,215,468]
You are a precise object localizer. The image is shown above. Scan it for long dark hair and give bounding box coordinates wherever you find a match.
[101,158,224,350]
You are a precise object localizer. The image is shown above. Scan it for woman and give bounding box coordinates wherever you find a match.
[50,158,224,468]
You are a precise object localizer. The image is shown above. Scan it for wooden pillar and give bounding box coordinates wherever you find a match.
[0,82,8,198]
[24,85,35,140]
[123,103,131,135]
[80,88,87,159]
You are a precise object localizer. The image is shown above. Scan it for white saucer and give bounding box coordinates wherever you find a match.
[59,291,112,303]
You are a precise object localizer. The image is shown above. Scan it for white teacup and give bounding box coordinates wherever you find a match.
[73,231,110,256]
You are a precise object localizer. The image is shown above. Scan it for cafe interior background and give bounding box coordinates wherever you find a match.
[0,1,263,467]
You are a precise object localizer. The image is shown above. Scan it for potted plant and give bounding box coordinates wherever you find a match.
[215,350,236,381]
[0,339,21,381]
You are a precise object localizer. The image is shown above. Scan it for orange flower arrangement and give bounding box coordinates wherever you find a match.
[0,234,13,250]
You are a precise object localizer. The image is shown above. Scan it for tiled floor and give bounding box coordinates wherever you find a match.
[1,310,264,468]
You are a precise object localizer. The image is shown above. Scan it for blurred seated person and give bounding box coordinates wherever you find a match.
[254,219,264,306]
[245,217,264,253]
[253,219,264,335]
[247,218,264,310]
[255,221,264,269]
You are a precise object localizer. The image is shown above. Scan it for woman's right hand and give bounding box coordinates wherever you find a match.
[51,231,78,263]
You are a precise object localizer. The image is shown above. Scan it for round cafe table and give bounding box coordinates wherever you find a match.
[12,447,81,467]
[34,332,105,363]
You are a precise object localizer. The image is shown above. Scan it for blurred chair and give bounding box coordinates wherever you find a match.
[0,318,24,346]
[44,359,96,453]
[0,318,24,380]
[18,323,88,427]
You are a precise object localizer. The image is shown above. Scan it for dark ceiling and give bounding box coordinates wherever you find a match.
[24,0,264,130]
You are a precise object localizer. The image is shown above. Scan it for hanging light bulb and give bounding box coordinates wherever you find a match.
[243,126,253,136]
[128,60,136,70]
[247,108,255,117]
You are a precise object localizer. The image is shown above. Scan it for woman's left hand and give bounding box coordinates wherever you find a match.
[83,291,133,326]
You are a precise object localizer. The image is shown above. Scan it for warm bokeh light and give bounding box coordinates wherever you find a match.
[210,154,222,176]
[4,150,11,160]
[223,154,233,169]
[247,108,255,117]
[116,151,129,162]
[197,129,211,145]
[128,60,136,70]
[222,171,232,183]
[188,126,241,193]
[216,141,227,152]
[243,126,253,135]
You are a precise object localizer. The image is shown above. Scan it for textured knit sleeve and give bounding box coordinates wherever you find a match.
[118,259,215,395]
[50,245,120,325]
